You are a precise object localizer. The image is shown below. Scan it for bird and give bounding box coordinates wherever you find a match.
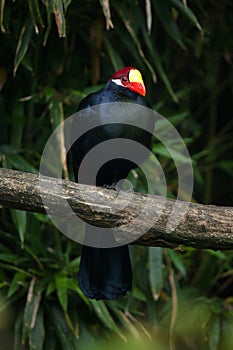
[71,66,153,300]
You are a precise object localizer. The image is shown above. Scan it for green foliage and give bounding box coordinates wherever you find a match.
[0,0,232,349]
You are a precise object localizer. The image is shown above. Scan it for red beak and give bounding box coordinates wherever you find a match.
[129,82,146,97]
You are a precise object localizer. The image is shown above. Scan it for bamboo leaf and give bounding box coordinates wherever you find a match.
[141,26,178,102]
[63,0,72,11]
[22,277,42,345]
[6,153,38,173]
[10,102,25,147]
[155,112,188,134]
[91,300,126,340]
[145,0,152,34]
[117,8,157,83]
[152,0,185,49]
[220,160,233,176]
[55,273,68,313]
[67,279,90,305]
[49,100,64,129]
[100,0,114,29]
[153,144,193,164]
[168,112,189,126]
[132,287,147,302]
[148,247,163,300]
[14,23,33,76]
[0,67,7,90]
[170,0,203,32]
[49,101,68,178]
[103,35,124,71]
[52,0,66,37]
[167,249,187,277]
[7,271,27,298]
[108,304,141,339]
[28,0,44,34]
[14,310,24,350]
[0,0,6,32]
[0,144,22,154]
[46,281,55,296]
[47,304,74,350]
[42,0,53,45]
[208,316,221,350]
[10,209,27,248]
[0,253,24,263]
[29,309,45,350]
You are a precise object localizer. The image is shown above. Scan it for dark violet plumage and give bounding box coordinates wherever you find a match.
[71,67,153,299]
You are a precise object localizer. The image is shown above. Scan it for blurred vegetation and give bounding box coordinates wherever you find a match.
[0,0,233,349]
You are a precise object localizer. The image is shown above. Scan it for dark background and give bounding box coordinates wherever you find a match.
[0,1,232,349]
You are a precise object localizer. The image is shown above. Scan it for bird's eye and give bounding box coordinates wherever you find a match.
[121,77,128,84]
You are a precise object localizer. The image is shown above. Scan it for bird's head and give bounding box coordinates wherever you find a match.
[109,67,146,97]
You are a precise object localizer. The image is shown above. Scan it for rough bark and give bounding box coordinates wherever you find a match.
[0,167,232,249]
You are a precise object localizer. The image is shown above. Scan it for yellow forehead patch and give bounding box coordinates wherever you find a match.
[128,69,144,84]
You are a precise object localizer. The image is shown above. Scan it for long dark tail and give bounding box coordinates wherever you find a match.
[78,245,132,300]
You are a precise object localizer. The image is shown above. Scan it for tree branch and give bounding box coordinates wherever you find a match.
[0,168,232,249]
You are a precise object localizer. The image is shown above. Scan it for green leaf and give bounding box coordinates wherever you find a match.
[46,280,55,296]
[14,310,24,350]
[0,281,8,289]
[0,253,24,263]
[152,0,185,49]
[52,0,66,37]
[55,273,68,313]
[50,100,64,129]
[22,278,42,344]
[63,0,72,11]
[6,153,38,173]
[193,166,205,186]
[91,300,126,340]
[67,279,89,305]
[63,89,86,105]
[167,249,186,277]
[141,27,178,102]
[10,209,27,248]
[47,304,74,350]
[7,271,27,298]
[0,0,6,33]
[205,250,227,260]
[32,213,49,223]
[42,0,53,45]
[48,100,68,178]
[10,102,25,147]
[219,160,233,176]
[108,303,142,339]
[168,112,189,126]
[0,67,7,89]
[169,0,203,32]
[22,54,33,73]
[0,144,22,154]
[132,287,147,302]
[14,23,33,75]
[116,7,157,82]
[208,316,221,350]
[43,86,55,102]
[148,247,163,300]
[29,309,45,350]
[103,35,124,71]
[28,0,44,34]
[155,112,188,134]
[153,144,193,164]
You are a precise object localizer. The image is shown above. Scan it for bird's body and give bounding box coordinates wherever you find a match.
[71,67,153,299]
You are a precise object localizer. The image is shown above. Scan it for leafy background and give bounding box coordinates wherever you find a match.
[0,0,233,349]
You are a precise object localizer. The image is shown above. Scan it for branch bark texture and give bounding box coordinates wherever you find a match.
[0,168,232,250]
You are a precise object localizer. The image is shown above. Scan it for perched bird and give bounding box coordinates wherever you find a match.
[71,67,153,300]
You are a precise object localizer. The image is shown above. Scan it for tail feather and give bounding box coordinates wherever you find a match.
[78,245,132,300]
